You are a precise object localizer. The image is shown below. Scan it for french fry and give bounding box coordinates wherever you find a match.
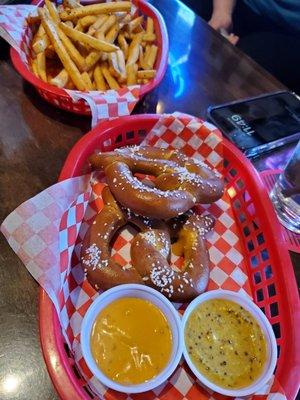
[115,11,127,21]
[32,24,50,54]
[137,78,150,84]
[126,63,137,85]
[31,58,39,77]
[99,22,120,62]
[142,33,156,42]
[32,36,48,54]
[45,0,60,24]
[95,30,104,41]
[146,17,154,34]
[86,51,102,70]
[119,13,131,29]
[128,16,143,32]
[34,22,45,39]
[60,2,131,21]
[104,23,119,43]
[31,0,158,92]
[81,71,93,90]
[59,22,119,52]
[56,25,86,71]
[39,8,87,90]
[138,44,144,66]
[63,0,81,10]
[140,44,150,67]
[87,14,108,36]
[117,33,128,59]
[50,69,69,87]
[74,21,84,31]
[36,51,47,82]
[96,14,116,35]
[109,49,126,80]
[141,44,157,69]
[126,32,143,65]
[79,15,97,28]
[109,52,120,77]
[116,49,126,80]
[109,65,118,78]
[101,64,120,89]
[144,44,157,69]
[137,69,156,79]
[133,24,144,33]
[64,20,74,28]
[94,64,107,90]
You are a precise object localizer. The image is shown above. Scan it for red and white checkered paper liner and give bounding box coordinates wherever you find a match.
[0,4,141,127]
[1,114,285,400]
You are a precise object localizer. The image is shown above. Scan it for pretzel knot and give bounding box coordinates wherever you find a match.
[81,187,214,301]
[89,146,224,219]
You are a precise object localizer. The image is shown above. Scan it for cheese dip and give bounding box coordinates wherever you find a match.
[91,297,172,385]
[184,299,267,389]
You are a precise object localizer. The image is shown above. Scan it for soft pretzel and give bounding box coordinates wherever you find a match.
[131,213,214,301]
[89,146,223,219]
[81,187,214,301]
[81,186,168,290]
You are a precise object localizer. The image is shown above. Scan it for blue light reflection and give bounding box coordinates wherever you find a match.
[168,0,196,98]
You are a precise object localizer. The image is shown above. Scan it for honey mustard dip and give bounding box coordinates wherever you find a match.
[185,299,267,389]
[91,297,172,385]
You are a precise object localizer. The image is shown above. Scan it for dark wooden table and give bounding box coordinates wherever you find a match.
[0,0,294,399]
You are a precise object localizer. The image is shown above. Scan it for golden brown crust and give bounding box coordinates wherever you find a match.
[130,214,214,302]
[89,146,224,219]
[81,186,170,291]
[81,187,214,300]
[105,162,195,219]
[81,199,144,290]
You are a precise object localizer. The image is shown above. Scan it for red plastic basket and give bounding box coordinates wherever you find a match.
[39,115,300,400]
[10,1,168,115]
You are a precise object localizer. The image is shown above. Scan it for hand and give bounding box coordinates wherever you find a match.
[208,12,232,32]
[208,13,239,45]
[227,33,239,45]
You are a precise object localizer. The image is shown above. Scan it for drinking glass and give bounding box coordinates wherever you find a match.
[270,140,300,234]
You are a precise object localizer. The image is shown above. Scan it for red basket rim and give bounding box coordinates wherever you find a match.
[39,114,300,400]
[10,0,169,99]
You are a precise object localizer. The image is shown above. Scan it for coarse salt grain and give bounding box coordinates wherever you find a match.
[82,243,101,269]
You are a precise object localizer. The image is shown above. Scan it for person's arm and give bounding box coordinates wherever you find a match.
[209,0,239,45]
[209,0,236,32]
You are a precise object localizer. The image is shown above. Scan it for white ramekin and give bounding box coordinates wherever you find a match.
[182,289,277,397]
[81,284,183,394]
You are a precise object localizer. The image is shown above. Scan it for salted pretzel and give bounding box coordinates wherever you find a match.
[81,187,214,301]
[89,146,224,219]
[81,186,167,290]
[131,213,214,301]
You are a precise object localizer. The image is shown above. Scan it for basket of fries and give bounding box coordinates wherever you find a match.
[10,0,168,115]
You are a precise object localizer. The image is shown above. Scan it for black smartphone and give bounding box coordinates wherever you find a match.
[207,91,300,158]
